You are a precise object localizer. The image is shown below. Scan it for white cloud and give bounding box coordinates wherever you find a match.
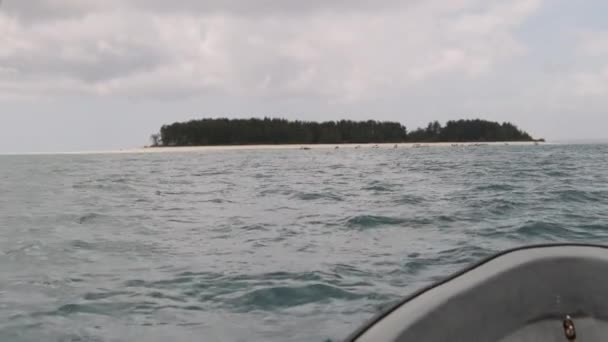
[0,0,544,101]
[568,29,608,97]
[572,67,608,96]
[3,0,414,19]
[577,30,608,57]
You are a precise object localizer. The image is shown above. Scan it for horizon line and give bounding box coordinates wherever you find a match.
[3,140,608,156]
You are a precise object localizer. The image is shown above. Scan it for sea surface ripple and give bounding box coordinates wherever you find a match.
[1,144,608,341]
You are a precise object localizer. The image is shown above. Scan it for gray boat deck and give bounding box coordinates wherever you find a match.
[348,244,608,342]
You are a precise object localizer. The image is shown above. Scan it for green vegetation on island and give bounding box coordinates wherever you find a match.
[407,119,535,142]
[151,118,538,147]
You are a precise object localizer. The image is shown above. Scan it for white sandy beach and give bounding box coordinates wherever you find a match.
[32,141,541,155]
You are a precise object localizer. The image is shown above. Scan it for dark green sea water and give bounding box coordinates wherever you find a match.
[1,144,608,341]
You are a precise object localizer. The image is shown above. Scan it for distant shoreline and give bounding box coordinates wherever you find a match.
[121,141,544,154]
[1,141,546,156]
[147,141,541,150]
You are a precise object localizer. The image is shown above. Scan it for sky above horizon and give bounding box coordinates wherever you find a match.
[1,0,608,152]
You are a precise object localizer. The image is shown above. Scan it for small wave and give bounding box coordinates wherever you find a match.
[473,184,518,192]
[396,194,425,205]
[147,291,188,302]
[576,223,608,233]
[232,271,328,283]
[292,192,343,202]
[345,215,430,230]
[257,189,293,197]
[205,198,234,204]
[240,224,268,231]
[331,264,371,278]
[122,271,367,308]
[512,221,577,240]
[83,291,131,301]
[72,181,135,192]
[4,242,42,255]
[362,185,392,192]
[555,189,607,203]
[192,171,227,177]
[54,302,141,316]
[436,215,458,223]
[436,245,495,265]
[362,181,395,193]
[149,276,196,287]
[346,215,404,229]
[401,258,431,275]
[510,170,542,179]
[109,177,130,184]
[543,170,571,177]
[328,164,346,170]
[229,284,361,311]
[124,279,147,287]
[514,221,551,236]
[71,240,95,249]
[167,218,198,224]
[159,190,218,196]
[124,272,225,290]
[393,250,474,276]
[297,244,316,252]
[77,213,106,224]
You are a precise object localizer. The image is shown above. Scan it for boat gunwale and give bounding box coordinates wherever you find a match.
[344,243,608,342]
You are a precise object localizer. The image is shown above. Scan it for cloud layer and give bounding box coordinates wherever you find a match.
[1,0,546,101]
[1,0,608,151]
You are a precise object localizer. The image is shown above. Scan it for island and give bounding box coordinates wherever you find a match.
[150,118,540,147]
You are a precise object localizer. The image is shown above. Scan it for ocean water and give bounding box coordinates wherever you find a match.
[1,144,608,341]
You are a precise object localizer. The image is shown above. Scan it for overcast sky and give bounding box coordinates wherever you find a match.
[1,0,607,152]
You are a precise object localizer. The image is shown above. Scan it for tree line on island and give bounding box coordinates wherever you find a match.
[151,118,540,146]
